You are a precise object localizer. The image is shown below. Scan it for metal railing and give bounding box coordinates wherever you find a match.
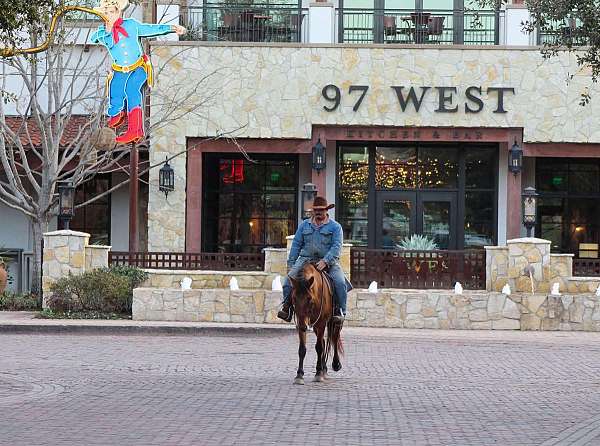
[109,251,265,271]
[350,248,486,289]
[573,258,600,277]
[537,17,588,46]
[338,8,500,45]
[184,5,308,43]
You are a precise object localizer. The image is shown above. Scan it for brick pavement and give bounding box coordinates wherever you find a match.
[1,329,600,445]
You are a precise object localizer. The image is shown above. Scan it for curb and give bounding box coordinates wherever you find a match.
[0,323,296,336]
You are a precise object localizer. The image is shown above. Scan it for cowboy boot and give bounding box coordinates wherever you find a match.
[107,110,126,129]
[277,301,293,322]
[115,107,144,144]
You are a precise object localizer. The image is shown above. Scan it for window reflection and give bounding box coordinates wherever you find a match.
[203,155,298,253]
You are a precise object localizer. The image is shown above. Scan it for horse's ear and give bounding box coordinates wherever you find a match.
[306,276,314,288]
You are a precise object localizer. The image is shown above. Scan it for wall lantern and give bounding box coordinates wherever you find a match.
[522,186,538,237]
[508,140,523,175]
[301,183,318,220]
[58,181,75,230]
[312,138,326,172]
[159,157,175,199]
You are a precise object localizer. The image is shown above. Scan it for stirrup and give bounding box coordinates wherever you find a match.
[277,305,293,322]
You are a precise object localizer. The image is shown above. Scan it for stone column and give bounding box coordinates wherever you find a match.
[263,248,287,275]
[507,237,551,293]
[485,246,509,292]
[42,230,90,307]
[308,2,335,44]
[85,245,111,270]
[341,243,352,278]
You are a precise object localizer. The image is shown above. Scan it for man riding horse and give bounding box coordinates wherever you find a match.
[278,196,351,324]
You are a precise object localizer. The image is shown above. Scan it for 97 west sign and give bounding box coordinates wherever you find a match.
[321,85,516,114]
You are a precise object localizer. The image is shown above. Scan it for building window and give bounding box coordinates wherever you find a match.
[202,154,298,253]
[337,144,497,249]
[536,158,600,253]
[69,175,111,245]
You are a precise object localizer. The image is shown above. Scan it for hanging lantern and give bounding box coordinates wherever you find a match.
[508,140,523,175]
[159,157,174,198]
[312,138,326,172]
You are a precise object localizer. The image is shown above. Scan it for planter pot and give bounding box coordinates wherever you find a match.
[0,264,7,293]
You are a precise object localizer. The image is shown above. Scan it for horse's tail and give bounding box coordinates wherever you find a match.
[337,332,344,358]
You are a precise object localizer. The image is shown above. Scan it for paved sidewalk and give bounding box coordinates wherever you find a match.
[2,312,600,445]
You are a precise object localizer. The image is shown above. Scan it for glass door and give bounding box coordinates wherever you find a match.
[376,192,417,248]
[417,192,457,249]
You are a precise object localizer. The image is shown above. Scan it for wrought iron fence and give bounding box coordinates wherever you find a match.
[338,8,500,45]
[184,5,308,42]
[573,258,600,277]
[537,16,588,46]
[109,251,265,271]
[350,248,486,289]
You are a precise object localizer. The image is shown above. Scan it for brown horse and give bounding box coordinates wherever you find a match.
[288,262,344,385]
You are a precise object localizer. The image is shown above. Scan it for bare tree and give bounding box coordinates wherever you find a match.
[0,9,229,297]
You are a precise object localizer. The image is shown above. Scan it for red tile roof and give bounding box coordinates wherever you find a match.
[4,115,93,148]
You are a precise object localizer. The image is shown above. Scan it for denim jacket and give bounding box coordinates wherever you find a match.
[287,218,343,268]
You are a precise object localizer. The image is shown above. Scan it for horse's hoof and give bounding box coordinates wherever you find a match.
[293,377,304,385]
[333,361,342,372]
[313,375,325,383]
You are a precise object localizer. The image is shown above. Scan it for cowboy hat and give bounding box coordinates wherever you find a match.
[309,196,334,211]
[94,0,129,15]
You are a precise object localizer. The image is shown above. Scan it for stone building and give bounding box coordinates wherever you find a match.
[3,0,600,290]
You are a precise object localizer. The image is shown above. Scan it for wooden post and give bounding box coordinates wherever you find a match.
[129,142,139,253]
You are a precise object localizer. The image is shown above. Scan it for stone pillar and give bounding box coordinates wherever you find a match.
[507,237,551,293]
[308,2,335,44]
[263,248,287,275]
[42,230,90,306]
[485,246,509,292]
[85,245,111,270]
[341,243,352,278]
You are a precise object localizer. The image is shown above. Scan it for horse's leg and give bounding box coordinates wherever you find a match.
[313,326,326,382]
[332,322,343,372]
[294,329,306,385]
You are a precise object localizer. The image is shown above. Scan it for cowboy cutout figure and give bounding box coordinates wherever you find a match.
[278,196,353,324]
[90,0,186,144]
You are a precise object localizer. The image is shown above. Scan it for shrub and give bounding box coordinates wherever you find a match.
[105,265,148,290]
[0,291,39,311]
[48,269,131,313]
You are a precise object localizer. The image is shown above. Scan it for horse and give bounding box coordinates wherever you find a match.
[288,262,344,385]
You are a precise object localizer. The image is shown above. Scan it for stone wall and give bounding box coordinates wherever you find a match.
[42,230,110,306]
[133,287,600,331]
[486,237,600,294]
[148,44,600,251]
[143,270,277,290]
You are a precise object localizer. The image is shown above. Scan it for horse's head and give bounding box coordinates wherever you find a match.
[289,263,320,329]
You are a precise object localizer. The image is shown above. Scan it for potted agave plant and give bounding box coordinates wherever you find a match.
[397,234,439,251]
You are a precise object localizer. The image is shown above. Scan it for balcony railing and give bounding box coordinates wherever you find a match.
[184,5,308,43]
[537,17,588,46]
[350,248,486,289]
[338,8,501,45]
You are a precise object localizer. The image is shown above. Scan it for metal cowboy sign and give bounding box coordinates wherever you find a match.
[0,1,186,144]
[91,0,186,144]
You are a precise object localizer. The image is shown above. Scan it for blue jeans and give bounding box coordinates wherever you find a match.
[282,257,349,314]
[107,66,147,116]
